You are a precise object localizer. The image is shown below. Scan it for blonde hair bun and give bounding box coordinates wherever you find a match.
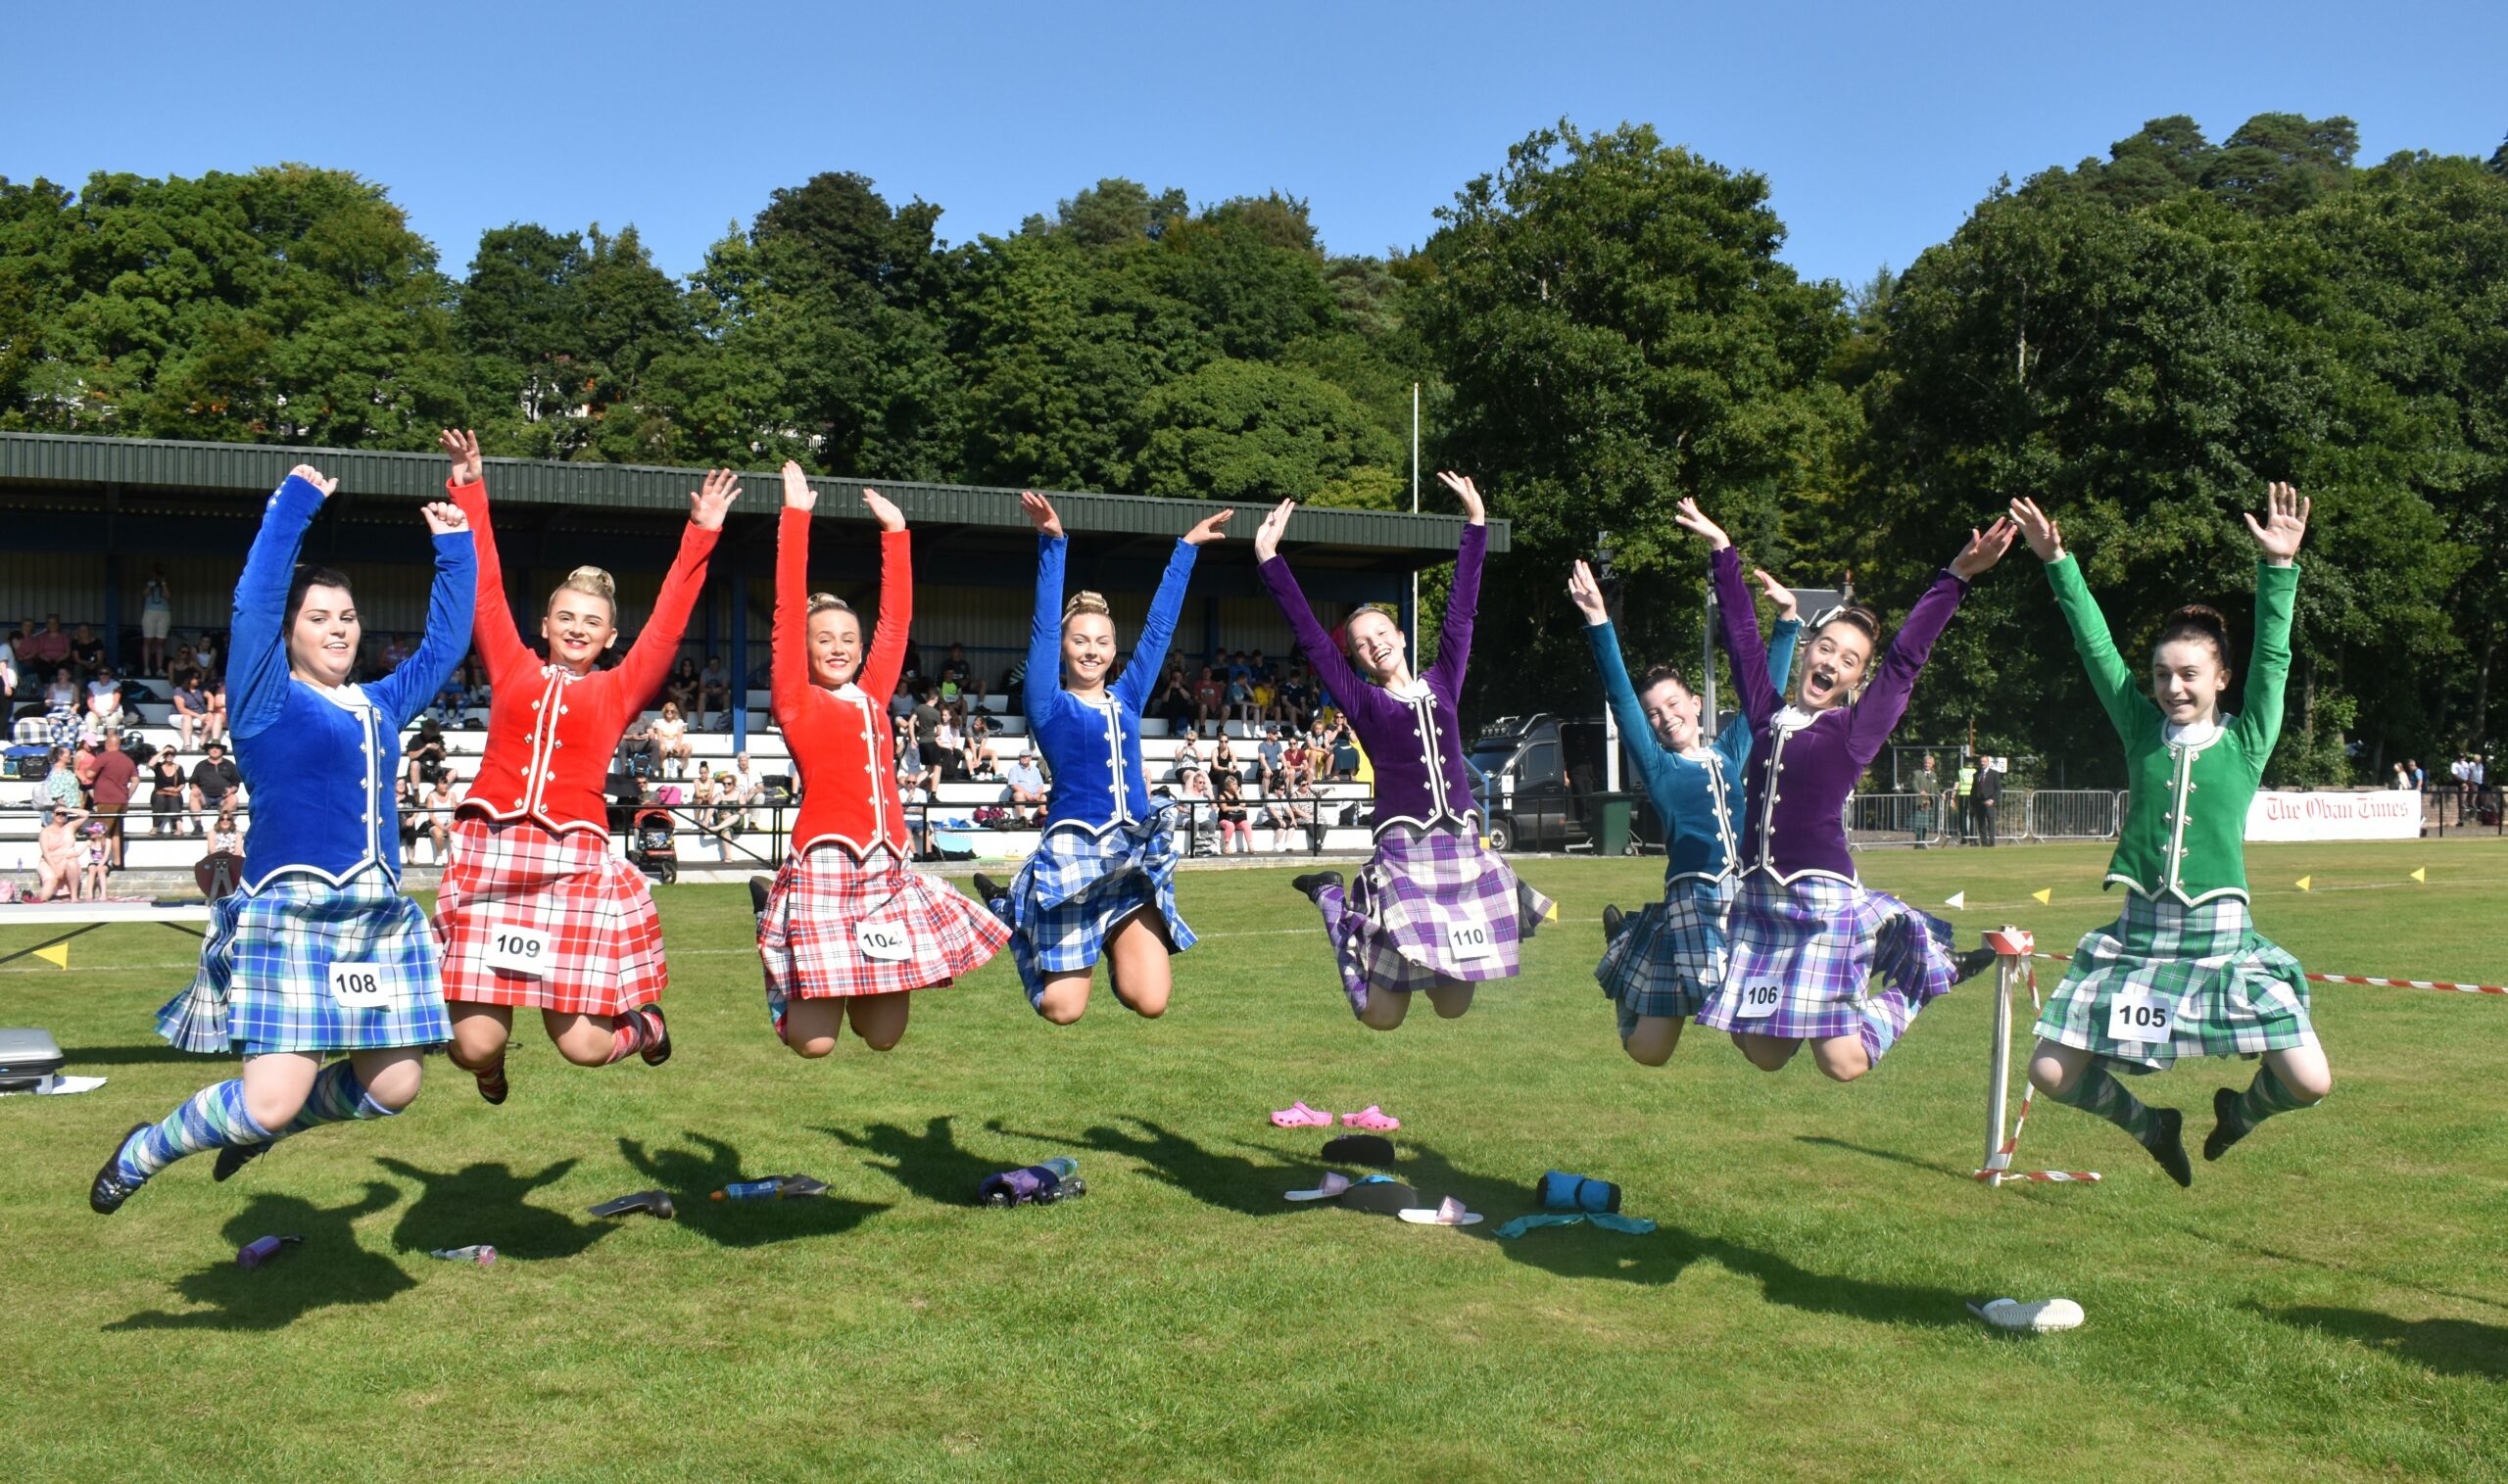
[807,592,853,619]
[554,565,617,607]
[1064,590,1112,620]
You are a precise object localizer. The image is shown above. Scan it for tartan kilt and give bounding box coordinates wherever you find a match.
[433,816,667,1015]
[1596,875,1733,1035]
[1000,809,1196,1010]
[2035,891,2315,1074]
[1319,823,1557,1016]
[157,868,450,1055]
[760,842,1011,1023]
[1697,873,1956,1040]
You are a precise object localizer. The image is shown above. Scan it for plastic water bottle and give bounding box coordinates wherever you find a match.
[236,1234,302,1269]
[711,1174,830,1201]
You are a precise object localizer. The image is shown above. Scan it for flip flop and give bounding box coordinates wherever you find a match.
[1283,1172,1352,1202]
[1339,1105,1401,1131]
[1270,1100,1334,1129]
[1397,1195,1483,1227]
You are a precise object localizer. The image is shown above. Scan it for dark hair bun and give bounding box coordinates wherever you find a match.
[1637,662,1690,695]
[2156,604,2232,665]
[1822,604,1882,644]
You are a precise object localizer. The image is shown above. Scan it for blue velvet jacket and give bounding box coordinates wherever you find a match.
[231,474,475,891]
[1024,533,1196,836]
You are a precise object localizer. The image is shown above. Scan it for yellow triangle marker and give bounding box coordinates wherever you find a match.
[2294,876,2312,891]
[2409,867,2426,884]
[1944,890,1966,911]
[2030,888,2051,906]
[32,943,70,970]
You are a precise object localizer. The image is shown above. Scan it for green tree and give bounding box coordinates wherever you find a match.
[1131,357,1392,501]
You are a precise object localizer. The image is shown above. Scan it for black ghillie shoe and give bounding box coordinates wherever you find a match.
[748,874,774,926]
[972,873,1007,907]
[1602,904,1627,944]
[90,1124,151,1215]
[2141,1106,2193,1188]
[213,1139,272,1182]
[2202,1085,2251,1163]
[471,1060,510,1106]
[637,1006,673,1067]
[1953,945,2001,984]
[1291,870,1345,903]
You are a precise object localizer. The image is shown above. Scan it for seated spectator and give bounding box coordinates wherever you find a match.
[69,622,103,678]
[148,746,189,836]
[378,632,411,675]
[999,654,1027,712]
[1213,769,1254,854]
[729,751,765,830]
[1153,663,1196,735]
[1002,751,1048,826]
[423,775,460,860]
[170,672,210,749]
[35,804,86,901]
[406,717,450,787]
[188,741,242,833]
[1170,732,1202,783]
[1275,667,1312,730]
[0,628,18,702]
[894,745,935,857]
[1191,666,1225,739]
[1330,719,1362,782]
[207,798,244,858]
[618,710,660,779]
[84,680,126,741]
[934,705,968,782]
[962,715,999,782]
[651,702,694,778]
[939,642,985,705]
[1263,778,1314,851]
[24,614,70,672]
[699,654,732,730]
[78,819,110,900]
[193,630,219,679]
[171,643,199,680]
[1226,671,1255,729]
[663,657,699,719]
[201,677,228,745]
[43,665,78,715]
[1258,727,1286,793]
[397,777,426,856]
[1210,734,1240,785]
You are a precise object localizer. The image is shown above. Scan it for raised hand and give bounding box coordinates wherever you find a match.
[1182,508,1235,547]
[689,468,742,531]
[1567,559,1610,626]
[2243,481,2309,566]
[860,487,904,532]
[290,464,339,499]
[2007,497,2064,562]
[1019,491,1063,539]
[780,460,818,512]
[1752,568,1800,622]
[438,429,484,486]
[1436,470,1486,524]
[1252,499,1297,562]
[1672,498,1730,551]
[1948,516,2019,580]
[420,502,469,537]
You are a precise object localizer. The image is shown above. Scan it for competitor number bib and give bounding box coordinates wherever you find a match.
[855,920,911,962]
[2106,985,2176,1044]
[486,924,554,978]
[327,961,390,1009]
[1445,918,1495,962]
[1733,982,1782,1020]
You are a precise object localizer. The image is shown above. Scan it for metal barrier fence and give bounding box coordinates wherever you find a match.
[1843,790,2126,849]
[2027,790,2124,840]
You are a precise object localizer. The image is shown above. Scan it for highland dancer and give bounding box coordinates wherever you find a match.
[976,493,1231,1023]
[431,430,733,1104]
[1684,499,2009,1079]
[93,465,474,1211]
[1255,474,1557,1030]
[1570,558,1801,1065]
[2011,485,2328,1185]
[755,462,1008,1054]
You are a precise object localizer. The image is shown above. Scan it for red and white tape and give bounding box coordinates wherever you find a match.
[2022,951,2508,997]
[1975,955,2104,1186]
[1973,1169,2102,1184]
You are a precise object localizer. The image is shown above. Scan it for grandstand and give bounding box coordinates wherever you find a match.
[0,432,1503,884]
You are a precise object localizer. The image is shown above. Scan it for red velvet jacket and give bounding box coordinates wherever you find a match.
[449,477,721,835]
[773,507,911,858]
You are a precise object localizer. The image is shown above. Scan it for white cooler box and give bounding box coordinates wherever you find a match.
[0,1028,67,1091]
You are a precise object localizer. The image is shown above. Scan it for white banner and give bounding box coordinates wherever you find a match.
[2243,790,2421,842]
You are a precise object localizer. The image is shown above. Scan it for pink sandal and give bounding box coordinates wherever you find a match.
[1271,1100,1334,1129]
[1340,1105,1401,1131]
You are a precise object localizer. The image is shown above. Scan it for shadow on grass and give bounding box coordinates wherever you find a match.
[2257,1305,2508,1380]
[617,1131,886,1247]
[1793,1134,1973,1181]
[373,1157,613,1262]
[57,1042,199,1067]
[107,1182,410,1332]
[818,1116,1005,1207]
[985,1115,1304,1218]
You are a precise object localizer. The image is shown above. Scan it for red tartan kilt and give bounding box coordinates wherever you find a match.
[761,843,1010,1001]
[434,816,668,1014]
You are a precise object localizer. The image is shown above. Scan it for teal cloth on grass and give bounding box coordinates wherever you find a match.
[1493,1212,1657,1239]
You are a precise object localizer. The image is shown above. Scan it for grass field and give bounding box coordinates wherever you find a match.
[2,838,2504,1482]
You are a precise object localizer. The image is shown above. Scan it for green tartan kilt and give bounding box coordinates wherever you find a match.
[2035,890,2317,1074]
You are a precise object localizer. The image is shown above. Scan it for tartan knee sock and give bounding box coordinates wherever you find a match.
[2050,1064,2160,1143]
[2230,1064,2317,1130]
[603,1008,658,1065]
[1857,987,1918,1066]
[117,1078,274,1183]
[271,1058,395,1136]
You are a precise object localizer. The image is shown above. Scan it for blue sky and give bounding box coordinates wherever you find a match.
[10,2,2502,288]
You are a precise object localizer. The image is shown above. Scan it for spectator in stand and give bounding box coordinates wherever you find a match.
[35,804,85,901]
[84,668,127,740]
[1258,726,1286,794]
[85,732,138,866]
[396,777,426,858]
[909,685,947,782]
[964,715,1000,781]
[24,614,70,673]
[1248,672,1276,728]
[187,740,241,832]
[69,622,103,678]
[651,701,694,779]
[1170,731,1202,783]
[1972,754,2002,848]
[699,653,732,730]
[934,702,970,782]
[1213,768,1254,854]
[1198,666,1229,737]
[42,745,81,813]
[1278,665,1312,731]
[1913,751,1943,847]
[79,818,111,900]
[729,751,765,830]
[148,746,189,836]
[191,629,218,679]
[171,670,210,749]
[1003,750,1047,826]
[893,739,934,858]
[1178,764,1214,818]
[171,643,198,681]
[999,652,1027,713]
[201,676,227,745]
[1153,663,1196,736]
[663,656,699,720]
[206,797,244,859]
[44,665,78,716]
[940,642,985,705]
[405,717,450,789]
[1226,649,1252,684]
[0,628,18,702]
[1211,733,1239,786]
[422,773,460,862]
[894,714,940,800]
[1328,718,1361,782]
[139,564,173,676]
[378,632,411,676]
[1225,668,1256,731]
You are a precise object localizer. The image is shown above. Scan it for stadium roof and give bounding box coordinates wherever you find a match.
[0,431,1504,576]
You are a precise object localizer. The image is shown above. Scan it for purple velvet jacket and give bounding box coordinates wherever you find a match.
[1260,523,1485,838]
[1713,546,1968,886]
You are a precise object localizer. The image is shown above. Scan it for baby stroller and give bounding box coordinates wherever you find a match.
[629,807,680,886]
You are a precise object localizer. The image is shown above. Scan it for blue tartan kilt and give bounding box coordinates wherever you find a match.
[1595,875,1733,1034]
[999,809,1196,1010]
[156,868,452,1055]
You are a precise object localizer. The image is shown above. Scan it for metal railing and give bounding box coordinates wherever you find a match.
[2027,790,2124,840]
[1843,790,2127,849]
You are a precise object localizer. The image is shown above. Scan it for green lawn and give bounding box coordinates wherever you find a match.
[2,839,2504,1482]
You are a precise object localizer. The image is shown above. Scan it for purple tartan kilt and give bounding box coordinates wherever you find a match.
[1695,873,1956,1040]
[1320,824,1557,1014]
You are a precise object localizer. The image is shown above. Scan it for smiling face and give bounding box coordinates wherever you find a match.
[1345,609,1407,684]
[1061,612,1116,691]
[541,586,618,674]
[808,607,864,689]
[287,583,362,688]
[2150,638,2230,728]
[1638,674,1705,752]
[1795,619,1874,713]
